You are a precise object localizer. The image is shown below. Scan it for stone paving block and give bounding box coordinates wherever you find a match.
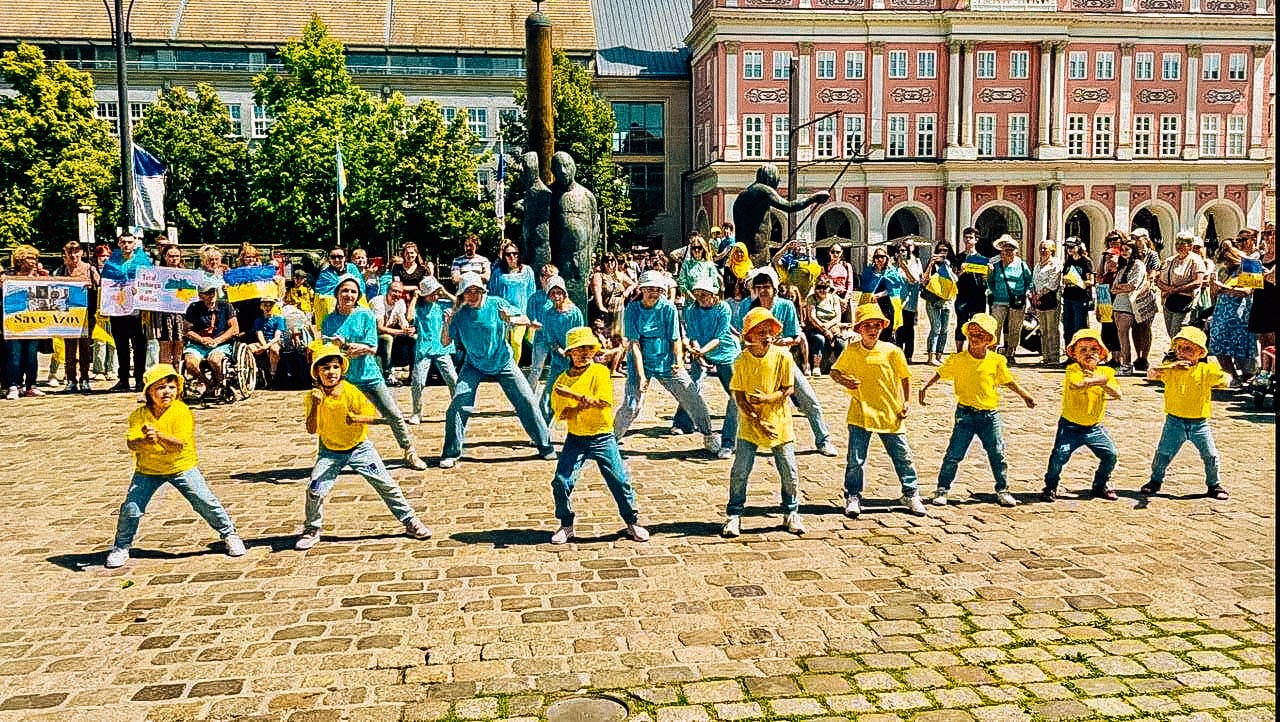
[682,680,743,704]
[1069,677,1128,696]
[798,673,851,695]
[1178,691,1231,710]
[932,687,983,708]
[768,696,827,716]
[914,711,975,722]
[853,671,900,691]
[969,703,1031,722]
[824,694,875,713]
[1224,687,1276,706]
[991,663,1046,683]
[712,702,763,720]
[654,706,710,722]
[874,690,931,711]
[1175,670,1236,689]
[741,675,798,698]
[1026,700,1092,720]
[1082,696,1138,716]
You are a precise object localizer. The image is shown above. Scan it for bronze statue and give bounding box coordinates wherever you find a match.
[516,151,552,272]
[549,151,598,310]
[731,163,830,257]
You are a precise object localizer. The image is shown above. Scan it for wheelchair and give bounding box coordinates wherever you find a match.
[182,341,259,404]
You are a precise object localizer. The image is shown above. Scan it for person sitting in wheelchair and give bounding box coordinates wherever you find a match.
[183,280,240,399]
[247,296,286,386]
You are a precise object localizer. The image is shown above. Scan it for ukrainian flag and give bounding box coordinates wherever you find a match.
[1239,258,1264,289]
[962,253,990,275]
[925,262,958,301]
[224,264,281,304]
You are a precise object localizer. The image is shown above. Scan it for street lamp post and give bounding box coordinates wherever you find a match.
[105,0,136,230]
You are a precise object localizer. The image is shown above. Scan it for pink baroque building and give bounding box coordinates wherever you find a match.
[686,0,1274,264]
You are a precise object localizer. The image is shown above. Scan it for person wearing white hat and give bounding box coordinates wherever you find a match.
[988,234,1033,363]
[672,277,741,458]
[536,276,585,422]
[612,271,721,455]
[407,276,459,425]
[438,272,555,468]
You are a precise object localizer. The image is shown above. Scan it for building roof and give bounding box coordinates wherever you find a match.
[592,0,690,77]
[0,0,597,52]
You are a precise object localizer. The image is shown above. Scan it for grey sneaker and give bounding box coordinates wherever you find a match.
[720,516,741,538]
[550,526,574,544]
[703,434,722,455]
[406,414,421,425]
[404,518,432,539]
[294,528,321,550]
[540,449,558,461]
[224,534,247,557]
[995,491,1018,507]
[818,442,839,457]
[843,495,862,518]
[785,511,806,535]
[716,446,734,460]
[931,489,949,506]
[403,450,428,471]
[105,547,129,568]
[903,494,927,516]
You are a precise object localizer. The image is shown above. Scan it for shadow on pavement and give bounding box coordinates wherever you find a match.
[48,546,222,571]
[450,528,550,547]
[231,467,312,483]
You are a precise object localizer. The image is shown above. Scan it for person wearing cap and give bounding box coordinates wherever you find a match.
[803,275,848,375]
[438,272,555,469]
[321,276,428,470]
[1029,239,1063,366]
[1041,328,1121,502]
[371,279,414,386]
[1060,237,1095,350]
[722,306,804,537]
[247,296,287,385]
[1129,227,1161,282]
[525,262,560,389]
[612,270,722,455]
[1154,230,1210,357]
[406,275,458,425]
[182,279,240,399]
[953,227,989,353]
[284,267,317,315]
[104,363,245,568]
[988,234,1033,363]
[734,266,839,457]
[103,232,155,393]
[672,277,741,458]
[546,326,648,544]
[1142,326,1230,500]
[293,343,434,551]
[830,303,927,517]
[713,222,737,267]
[919,312,1036,507]
[536,276,585,423]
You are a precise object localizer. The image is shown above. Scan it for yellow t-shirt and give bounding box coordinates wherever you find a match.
[306,380,375,451]
[1159,360,1228,419]
[550,362,614,436]
[830,340,910,433]
[937,350,1014,411]
[730,346,796,450]
[1061,363,1118,426]
[126,400,198,475]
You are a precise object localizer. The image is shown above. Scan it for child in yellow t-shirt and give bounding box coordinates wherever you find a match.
[294,342,432,551]
[830,304,925,518]
[919,312,1036,507]
[105,364,243,569]
[722,307,803,537]
[1142,326,1229,500]
[547,326,647,544]
[1042,328,1121,502]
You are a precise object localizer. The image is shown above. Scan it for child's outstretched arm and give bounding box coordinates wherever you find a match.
[1003,380,1036,408]
[918,372,941,405]
[305,390,322,435]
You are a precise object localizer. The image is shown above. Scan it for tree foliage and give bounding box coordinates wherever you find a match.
[0,43,116,251]
[133,83,250,245]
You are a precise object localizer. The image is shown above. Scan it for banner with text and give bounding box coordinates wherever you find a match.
[135,267,204,313]
[2,278,91,339]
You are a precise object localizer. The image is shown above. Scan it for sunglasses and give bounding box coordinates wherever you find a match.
[815,286,831,292]
[504,252,519,258]
[330,254,345,259]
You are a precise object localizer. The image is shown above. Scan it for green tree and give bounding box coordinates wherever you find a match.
[133,83,250,245]
[0,43,116,251]
[504,50,634,248]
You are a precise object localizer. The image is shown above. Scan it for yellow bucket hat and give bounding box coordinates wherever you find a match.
[1066,327,1109,361]
[741,307,782,338]
[564,326,600,353]
[308,341,350,381]
[1171,326,1208,354]
[963,312,1000,338]
[854,303,889,328]
[141,363,183,396]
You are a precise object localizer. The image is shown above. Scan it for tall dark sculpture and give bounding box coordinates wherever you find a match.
[517,151,552,272]
[549,151,598,311]
[732,163,830,257]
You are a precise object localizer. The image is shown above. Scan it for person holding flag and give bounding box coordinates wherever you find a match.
[954,227,989,353]
[920,240,958,366]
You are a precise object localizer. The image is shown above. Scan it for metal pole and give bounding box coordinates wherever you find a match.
[525,9,554,186]
[114,0,135,230]
[787,56,800,240]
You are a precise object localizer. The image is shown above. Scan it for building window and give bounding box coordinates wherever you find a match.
[96,100,120,135]
[1201,53,1221,81]
[843,115,864,156]
[1226,115,1246,157]
[845,51,865,80]
[815,116,836,158]
[1093,115,1113,156]
[1159,115,1180,157]
[1228,53,1247,81]
[129,102,149,123]
[772,115,789,158]
[915,114,935,157]
[1199,114,1220,157]
[743,51,763,80]
[225,103,243,136]
[252,103,274,138]
[742,115,764,159]
[977,51,996,79]
[816,50,836,80]
[621,162,665,215]
[1133,115,1153,157]
[976,114,996,157]
[772,51,792,79]
[887,114,908,157]
[1009,51,1029,80]
[466,107,488,138]
[917,51,936,79]
[1135,52,1154,81]
[1067,114,1087,157]
[1095,52,1115,81]
[442,106,458,124]
[613,102,664,155]
[1008,114,1028,157]
[1068,51,1087,80]
[888,51,908,79]
[1161,53,1181,81]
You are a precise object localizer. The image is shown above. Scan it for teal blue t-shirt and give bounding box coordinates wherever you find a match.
[526,289,555,349]
[624,298,680,377]
[684,301,740,366]
[734,296,800,338]
[413,298,455,360]
[449,296,519,375]
[489,266,537,314]
[320,306,383,387]
[541,304,585,371]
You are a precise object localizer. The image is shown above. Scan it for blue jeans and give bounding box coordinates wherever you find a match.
[844,425,920,498]
[354,381,413,451]
[1149,415,1220,489]
[1062,298,1090,349]
[789,359,831,447]
[443,358,552,460]
[1043,418,1117,491]
[727,440,799,516]
[305,440,417,529]
[4,340,38,389]
[671,362,738,449]
[613,366,713,440]
[925,298,951,355]
[410,353,459,416]
[113,468,237,549]
[937,406,1010,492]
[551,433,639,525]
[539,360,570,422]
[526,341,551,390]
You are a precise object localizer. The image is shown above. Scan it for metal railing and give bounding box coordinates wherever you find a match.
[968,0,1058,9]
[57,58,524,78]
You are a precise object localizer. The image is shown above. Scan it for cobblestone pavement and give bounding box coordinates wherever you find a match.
[0,345,1272,721]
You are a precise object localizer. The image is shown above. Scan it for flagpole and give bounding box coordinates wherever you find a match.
[336,192,342,250]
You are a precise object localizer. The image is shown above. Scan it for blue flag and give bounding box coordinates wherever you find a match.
[132,146,166,231]
[336,143,347,204]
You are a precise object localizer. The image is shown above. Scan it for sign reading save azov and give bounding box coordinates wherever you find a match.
[2,278,91,339]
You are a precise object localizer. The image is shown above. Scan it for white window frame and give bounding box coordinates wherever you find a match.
[1068,51,1087,80]
[743,51,764,80]
[772,51,792,80]
[1161,53,1181,81]
[1228,53,1247,81]
[742,115,764,159]
[442,106,458,124]
[96,100,120,135]
[1008,113,1028,157]
[1067,114,1087,157]
[1093,115,1113,157]
[1133,115,1153,158]
[816,50,836,80]
[1226,115,1246,157]
[772,115,790,158]
[1199,114,1220,157]
[1201,53,1221,81]
[916,50,936,79]
[252,103,274,138]
[1095,52,1115,81]
[845,50,865,80]
[888,50,908,79]
[815,115,836,158]
[843,114,865,157]
[976,113,996,157]
[915,114,936,157]
[1009,51,1029,80]
[1159,115,1180,157]
[1134,52,1154,81]
[887,113,908,157]
[466,107,488,138]
[225,103,243,136]
[976,51,996,79]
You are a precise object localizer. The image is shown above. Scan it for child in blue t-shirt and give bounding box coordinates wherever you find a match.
[408,276,458,425]
[248,296,287,384]
[674,278,741,458]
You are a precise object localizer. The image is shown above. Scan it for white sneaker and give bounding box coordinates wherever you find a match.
[550,526,574,544]
[903,494,927,516]
[404,518,432,539]
[438,457,458,469]
[844,495,862,518]
[703,434,722,455]
[996,491,1018,507]
[294,528,321,550]
[669,427,686,436]
[406,414,421,425]
[929,356,943,367]
[818,442,839,457]
[403,450,428,471]
[785,511,806,535]
[716,447,734,460]
[224,534,247,557]
[625,523,650,542]
[4,387,17,400]
[931,489,949,506]
[105,547,129,568]
[721,516,741,538]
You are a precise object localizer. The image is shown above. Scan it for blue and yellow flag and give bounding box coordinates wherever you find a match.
[961,253,990,276]
[336,143,347,205]
[224,264,280,304]
[925,262,958,301]
[1239,258,1264,289]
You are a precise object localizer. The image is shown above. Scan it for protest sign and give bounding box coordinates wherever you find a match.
[2,278,91,339]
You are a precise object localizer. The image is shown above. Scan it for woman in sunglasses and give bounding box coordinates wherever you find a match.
[489,241,538,363]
